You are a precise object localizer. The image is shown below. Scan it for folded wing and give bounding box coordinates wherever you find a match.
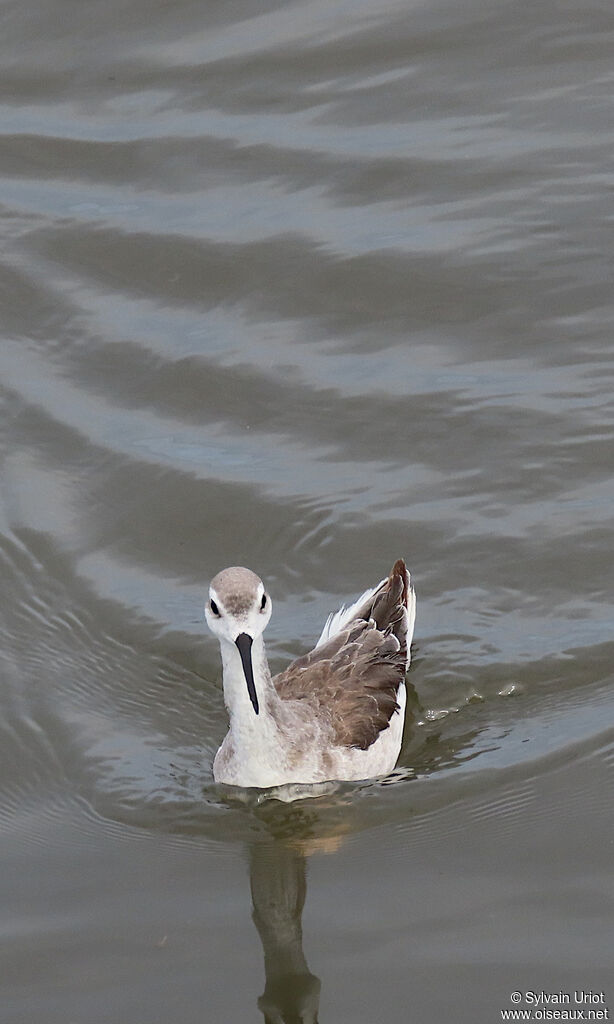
[274,560,415,751]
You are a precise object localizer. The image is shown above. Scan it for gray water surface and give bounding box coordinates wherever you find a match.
[1,0,613,1020]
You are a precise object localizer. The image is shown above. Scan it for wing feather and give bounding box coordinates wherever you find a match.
[315,580,386,648]
[274,560,415,751]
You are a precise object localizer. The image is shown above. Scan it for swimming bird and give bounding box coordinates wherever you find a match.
[206,559,416,789]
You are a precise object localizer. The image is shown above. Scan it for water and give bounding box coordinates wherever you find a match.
[1,0,613,1020]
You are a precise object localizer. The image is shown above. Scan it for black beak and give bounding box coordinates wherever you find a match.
[235,632,259,714]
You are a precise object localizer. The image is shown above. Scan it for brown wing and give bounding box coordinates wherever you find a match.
[273,560,409,751]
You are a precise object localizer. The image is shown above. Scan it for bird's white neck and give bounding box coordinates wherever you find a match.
[216,635,296,787]
[219,634,281,740]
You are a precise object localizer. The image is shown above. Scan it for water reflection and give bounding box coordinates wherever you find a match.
[250,840,321,1024]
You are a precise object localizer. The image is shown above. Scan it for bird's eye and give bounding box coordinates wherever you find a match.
[210,599,221,617]
[260,593,267,611]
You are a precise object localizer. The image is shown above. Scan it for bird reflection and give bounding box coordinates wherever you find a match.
[248,839,319,1024]
[249,839,320,1024]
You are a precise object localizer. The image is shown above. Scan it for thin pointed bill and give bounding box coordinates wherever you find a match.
[235,632,259,715]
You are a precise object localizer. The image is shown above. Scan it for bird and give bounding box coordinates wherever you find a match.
[205,559,416,789]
